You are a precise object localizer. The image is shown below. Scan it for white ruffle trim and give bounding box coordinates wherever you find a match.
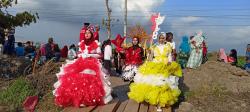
[122,65,138,81]
[134,73,179,89]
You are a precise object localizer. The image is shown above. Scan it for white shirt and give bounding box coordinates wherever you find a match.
[68,49,77,60]
[169,41,176,50]
[104,45,112,60]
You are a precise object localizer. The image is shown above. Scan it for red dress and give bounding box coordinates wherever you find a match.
[122,46,144,81]
[53,40,112,107]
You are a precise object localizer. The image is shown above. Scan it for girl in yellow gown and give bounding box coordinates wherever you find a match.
[128,34,182,111]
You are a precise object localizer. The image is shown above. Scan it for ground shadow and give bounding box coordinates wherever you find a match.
[112,83,130,102]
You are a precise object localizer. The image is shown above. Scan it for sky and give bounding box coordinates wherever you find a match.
[6,0,250,55]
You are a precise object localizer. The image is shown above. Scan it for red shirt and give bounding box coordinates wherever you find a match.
[125,46,144,65]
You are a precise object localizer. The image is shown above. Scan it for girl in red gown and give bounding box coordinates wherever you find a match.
[53,28,112,107]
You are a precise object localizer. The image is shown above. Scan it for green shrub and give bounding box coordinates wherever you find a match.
[237,56,246,68]
[0,77,35,110]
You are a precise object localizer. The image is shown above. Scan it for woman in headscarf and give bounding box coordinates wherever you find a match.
[122,37,144,81]
[245,44,250,72]
[186,32,204,69]
[128,34,182,111]
[178,36,191,69]
[61,45,68,58]
[53,28,112,107]
[218,48,228,63]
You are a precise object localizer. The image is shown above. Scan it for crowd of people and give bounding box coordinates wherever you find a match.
[1,22,249,111]
[218,44,250,72]
[52,23,211,111]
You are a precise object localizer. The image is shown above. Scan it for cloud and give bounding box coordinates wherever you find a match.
[179,16,202,23]
[232,26,250,39]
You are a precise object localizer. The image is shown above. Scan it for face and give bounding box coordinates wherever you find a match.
[85,30,92,40]
[158,35,165,44]
[132,38,139,45]
[167,35,173,41]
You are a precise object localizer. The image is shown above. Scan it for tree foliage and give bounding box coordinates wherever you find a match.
[0,0,38,29]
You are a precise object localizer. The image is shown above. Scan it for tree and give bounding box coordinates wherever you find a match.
[128,24,150,48]
[104,0,111,39]
[0,0,38,29]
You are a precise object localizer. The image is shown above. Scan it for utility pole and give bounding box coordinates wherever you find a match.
[105,0,112,39]
[124,0,127,44]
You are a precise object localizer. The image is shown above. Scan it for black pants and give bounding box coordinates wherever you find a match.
[103,60,112,75]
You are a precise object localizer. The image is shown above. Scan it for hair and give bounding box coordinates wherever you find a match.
[69,44,76,49]
[101,39,111,53]
[48,37,53,44]
[26,41,31,45]
[190,36,194,40]
[166,32,173,40]
[17,42,23,47]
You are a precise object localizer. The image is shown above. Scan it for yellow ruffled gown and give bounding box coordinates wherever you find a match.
[128,43,182,107]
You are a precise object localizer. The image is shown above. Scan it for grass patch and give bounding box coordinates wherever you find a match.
[0,77,35,111]
[237,56,246,68]
[184,83,226,101]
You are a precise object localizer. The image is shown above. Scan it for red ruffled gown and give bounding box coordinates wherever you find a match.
[53,40,112,107]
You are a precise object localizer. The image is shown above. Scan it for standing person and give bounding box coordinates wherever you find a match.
[246,44,250,61]
[54,28,112,107]
[79,23,90,42]
[94,25,100,41]
[128,34,182,111]
[186,32,204,69]
[178,36,191,69]
[101,39,113,75]
[67,44,77,60]
[53,44,61,62]
[15,42,25,57]
[45,37,55,60]
[60,45,68,58]
[245,44,250,72]
[122,37,144,81]
[202,39,208,64]
[0,31,4,55]
[166,32,177,61]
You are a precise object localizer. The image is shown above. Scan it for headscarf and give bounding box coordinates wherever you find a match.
[61,45,68,58]
[179,36,190,53]
[219,48,228,63]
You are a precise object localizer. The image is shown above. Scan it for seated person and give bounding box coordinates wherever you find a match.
[228,49,238,66]
[245,44,250,72]
[25,41,35,59]
[15,42,25,57]
[218,48,228,63]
